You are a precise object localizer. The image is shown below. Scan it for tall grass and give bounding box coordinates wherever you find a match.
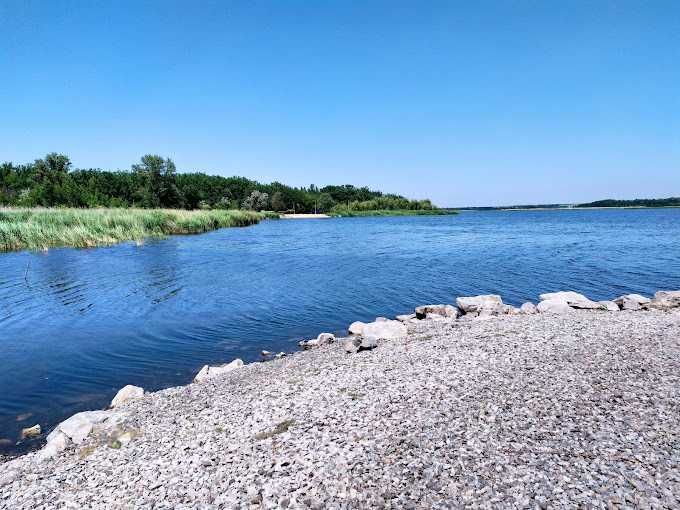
[0,208,277,252]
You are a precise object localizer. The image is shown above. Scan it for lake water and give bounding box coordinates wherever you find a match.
[1,209,680,454]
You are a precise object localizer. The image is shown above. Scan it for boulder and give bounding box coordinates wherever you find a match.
[648,290,680,310]
[47,410,112,445]
[348,321,366,336]
[396,313,416,322]
[415,304,459,320]
[20,424,41,439]
[342,337,361,354]
[519,302,537,315]
[299,333,335,350]
[503,305,520,315]
[110,385,144,408]
[599,300,620,312]
[539,291,602,310]
[614,294,650,311]
[536,299,573,314]
[455,295,504,316]
[38,430,69,460]
[362,320,407,342]
[360,336,378,349]
[275,352,286,359]
[193,359,244,383]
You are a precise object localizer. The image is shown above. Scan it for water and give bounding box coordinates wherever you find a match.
[1,209,679,454]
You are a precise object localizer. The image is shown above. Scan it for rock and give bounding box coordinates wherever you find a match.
[503,305,519,315]
[375,317,388,322]
[342,337,361,354]
[110,385,144,408]
[261,350,273,357]
[599,300,620,312]
[20,424,41,439]
[539,291,602,309]
[455,295,504,316]
[299,333,335,350]
[38,431,69,460]
[48,410,112,445]
[193,359,244,383]
[648,290,680,310]
[348,321,366,335]
[0,469,18,487]
[614,294,650,311]
[117,431,134,446]
[519,302,537,314]
[275,352,286,358]
[361,320,407,342]
[360,336,378,349]
[396,313,416,322]
[536,299,573,314]
[415,304,459,320]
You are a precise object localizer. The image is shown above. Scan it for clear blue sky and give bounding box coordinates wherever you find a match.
[1,1,678,207]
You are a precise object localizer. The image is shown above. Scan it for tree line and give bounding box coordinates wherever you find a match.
[577,198,680,208]
[0,153,436,213]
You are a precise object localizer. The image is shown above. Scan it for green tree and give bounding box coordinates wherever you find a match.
[132,155,183,208]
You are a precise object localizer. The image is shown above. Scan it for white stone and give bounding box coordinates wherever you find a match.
[536,299,573,314]
[519,302,537,314]
[299,333,336,349]
[539,291,602,309]
[614,294,650,311]
[396,313,416,322]
[599,300,620,312]
[110,385,144,408]
[342,337,361,353]
[348,321,366,335]
[193,359,244,383]
[362,320,407,342]
[503,305,520,315]
[649,290,680,310]
[455,295,504,316]
[48,410,111,445]
[415,304,459,320]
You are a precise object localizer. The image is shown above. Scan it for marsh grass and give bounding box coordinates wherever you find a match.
[0,208,276,252]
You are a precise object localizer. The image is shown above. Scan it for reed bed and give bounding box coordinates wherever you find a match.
[0,208,276,252]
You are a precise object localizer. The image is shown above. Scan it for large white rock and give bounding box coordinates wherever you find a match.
[599,300,620,312]
[193,359,244,383]
[48,410,112,445]
[455,295,504,316]
[38,431,69,460]
[348,321,366,335]
[538,291,602,309]
[110,385,144,408]
[396,313,416,322]
[299,333,335,350]
[519,302,537,315]
[414,304,459,320]
[536,299,573,314]
[361,320,407,342]
[648,290,680,310]
[614,294,650,311]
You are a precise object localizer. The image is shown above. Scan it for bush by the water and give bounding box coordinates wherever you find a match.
[0,208,271,251]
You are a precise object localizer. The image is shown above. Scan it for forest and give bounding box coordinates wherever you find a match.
[0,153,437,214]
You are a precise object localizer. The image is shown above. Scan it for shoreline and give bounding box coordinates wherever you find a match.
[2,290,680,507]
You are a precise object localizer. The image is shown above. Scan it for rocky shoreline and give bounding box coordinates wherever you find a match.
[1,290,680,508]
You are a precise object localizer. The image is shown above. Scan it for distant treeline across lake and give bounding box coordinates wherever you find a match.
[0,153,440,215]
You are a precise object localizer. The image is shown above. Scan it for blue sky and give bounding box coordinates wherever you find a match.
[1,1,679,207]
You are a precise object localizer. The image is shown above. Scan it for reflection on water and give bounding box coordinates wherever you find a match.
[1,209,680,454]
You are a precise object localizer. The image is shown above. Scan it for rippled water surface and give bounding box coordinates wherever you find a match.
[1,209,680,453]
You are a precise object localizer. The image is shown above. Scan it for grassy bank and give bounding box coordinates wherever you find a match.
[0,208,277,252]
[329,208,458,217]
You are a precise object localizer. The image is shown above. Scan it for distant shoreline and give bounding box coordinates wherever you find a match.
[456,205,680,212]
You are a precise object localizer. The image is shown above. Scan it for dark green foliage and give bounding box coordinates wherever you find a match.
[0,153,440,212]
[577,198,680,208]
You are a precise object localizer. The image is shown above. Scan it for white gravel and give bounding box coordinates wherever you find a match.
[2,310,680,508]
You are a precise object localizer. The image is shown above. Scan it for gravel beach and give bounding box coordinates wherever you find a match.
[2,310,680,508]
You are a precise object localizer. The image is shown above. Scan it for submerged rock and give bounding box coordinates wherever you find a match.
[194,359,244,383]
[614,294,650,311]
[110,385,144,408]
[20,424,41,439]
[455,295,504,316]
